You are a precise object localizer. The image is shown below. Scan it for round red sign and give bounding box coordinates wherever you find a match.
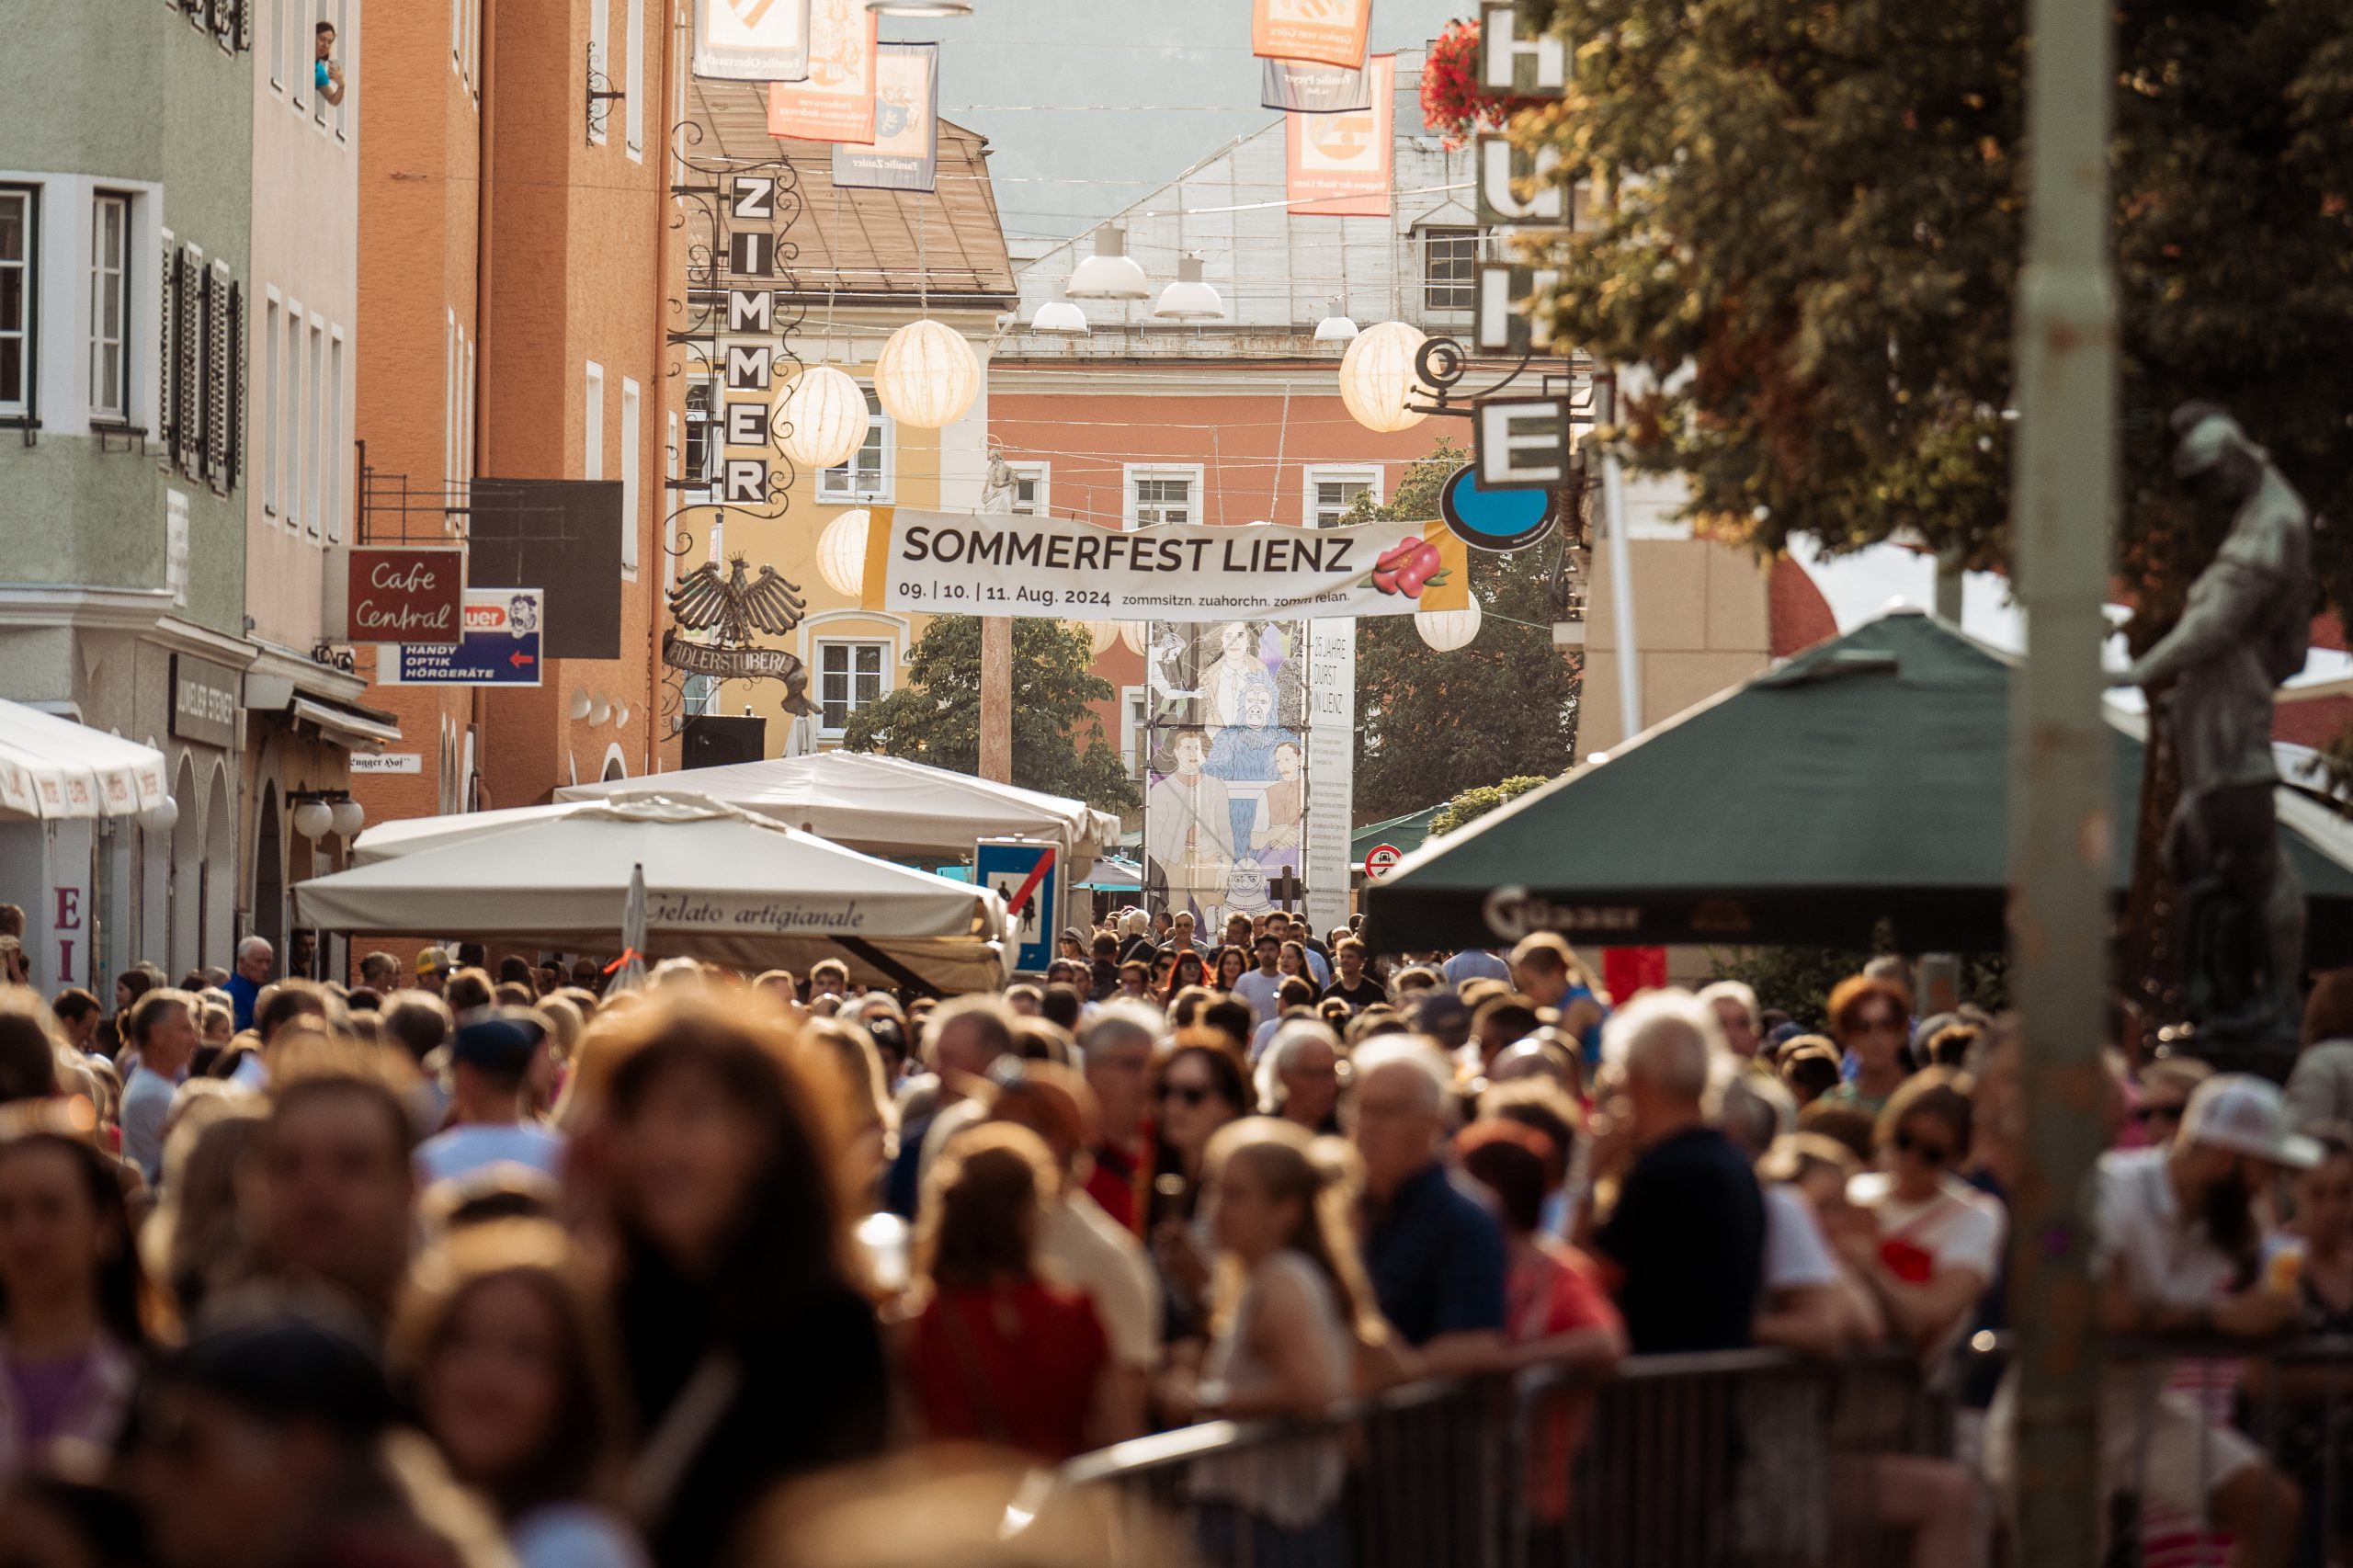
[1363,844,1404,880]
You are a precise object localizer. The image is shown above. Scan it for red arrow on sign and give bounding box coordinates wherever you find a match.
[510,651,535,668]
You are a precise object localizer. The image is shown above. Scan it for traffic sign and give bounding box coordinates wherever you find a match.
[1363,843,1404,880]
[1438,462,1557,553]
[381,589,544,687]
[976,837,1061,974]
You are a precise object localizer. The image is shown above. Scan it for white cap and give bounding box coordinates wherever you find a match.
[2180,1073,2321,1169]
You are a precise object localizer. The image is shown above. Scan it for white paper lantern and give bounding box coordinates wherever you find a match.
[774,365,869,471]
[818,509,872,597]
[1339,321,1432,434]
[329,798,366,837]
[1118,622,1148,655]
[1415,597,1483,652]
[141,796,179,833]
[873,320,980,430]
[292,799,334,841]
[1083,620,1120,655]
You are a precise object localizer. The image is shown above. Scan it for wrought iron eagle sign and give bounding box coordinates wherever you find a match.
[663,556,821,717]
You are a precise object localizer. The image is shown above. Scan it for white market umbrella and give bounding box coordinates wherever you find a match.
[299,792,1007,993]
[0,698,169,821]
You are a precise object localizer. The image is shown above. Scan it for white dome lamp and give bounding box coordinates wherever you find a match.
[818,509,872,597]
[1339,322,1433,433]
[873,320,980,430]
[329,797,366,837]
[615,705,631,731]
[1031,298,1089,335]
[1314,296,1359,343]
[141,795,179,834]
[291,798,334,842]
[590,695,613,726]
[775,365,870,472]
[1154,255,1224,322]
[1066,224,1150,301]
[1415,597,1484,653]
[570,688,592,722]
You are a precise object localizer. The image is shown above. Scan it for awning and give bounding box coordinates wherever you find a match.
[0,699,169,821]
[1351,805,1444,865]
[289,695,402,751]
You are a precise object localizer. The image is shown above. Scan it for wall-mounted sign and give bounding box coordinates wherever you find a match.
[1253,0,1372,69]
[1476,134,1567,226]
[1475,262,1561,355]
[170,654,241,750]
[1480,2,1567,96]
[381,589,544,687]
[693,0,810,82]
[1440,462,1558,552]
[767,3,878,143]
[346,545,465,644]
[833,42,938,193]
[858,507,1472,621]
[350,752,423,775]
[1262,56,1371,114]
[1285,54,1394,217]
[1474,397,1574,492]
[665,560,821,717]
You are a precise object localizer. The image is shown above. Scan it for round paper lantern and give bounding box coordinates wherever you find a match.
[873,320,980,430]
[818,509,871,597]
[1083,620,1120,655]
[774,364,869,471]
[1415,597,1483,652]
[1338,321,1432,434]
[1118,621,1148,655]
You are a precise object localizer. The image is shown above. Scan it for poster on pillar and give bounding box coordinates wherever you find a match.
[832,43,938,193]
[1142,620,1313,934]
[1284,54,1394,217]
[766,0,878,143]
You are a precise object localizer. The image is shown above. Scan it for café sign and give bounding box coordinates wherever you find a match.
[347,547,465,645]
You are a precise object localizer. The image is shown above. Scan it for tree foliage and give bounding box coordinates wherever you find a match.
[841,617,1140,813]
[1353,442,1582,820]
[1427,775,1554,838]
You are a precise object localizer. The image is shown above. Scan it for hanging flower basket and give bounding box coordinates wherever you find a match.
[1420,17,1510,150]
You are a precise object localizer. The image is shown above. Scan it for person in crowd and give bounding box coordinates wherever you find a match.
[2283,974,2353,1131]
[1146,1044,1250,1344]
[1586,991,1765,1353]
[808,960,850,1001]
[1352,1039,1506,1374]
[1696,980,1763,1062]
[1845,1070,2006,1361]
[1321,937,1384,1012]
[144,1092,267,1321]
[223,937,273,1034]
[415,949,454,995]
[2246,1125,2353,1567]
[1256,1020,1342,1135]
[1159,949,1210,1008]
[905,1123,1113,1460]
[249,1068,420,1332]
[1275,941,1311,986]
[1089,933,1121,1001]
[1165,1119,1387,1563]
[0,998,63,1107]
[1115,960,1152,1001]
[358,952,400,994]
[1250,977,1319,1058]
[1005,984,1044,1020]
[2132,1055,2213,1150]
[392,1220,648,1568]
[800,1019,896,1207]
[0,1473,145,1568]
[596,995,888,1567]
[106,970,156,1057]
[1468,993,1544,1074]
[1714,1072,1869,1358]
[415,1011,564,1188]
[1163,911,1207,959]
[1211,945,1250,994]
[1079,1006,1154,1232]
[885,998,1017,1220]
[1232,935,1287,1030]
[0,1112,154,1476]
[1442,946,1511,988]
[48,991,101,1057]
[1455,1119,1625,1370]
[119,989,198,1183]
[1821,975,1914,1118]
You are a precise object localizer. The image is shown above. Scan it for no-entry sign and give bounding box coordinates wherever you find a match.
[1363,843,1404,880]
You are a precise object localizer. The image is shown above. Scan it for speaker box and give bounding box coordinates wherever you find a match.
[682,715,766,770]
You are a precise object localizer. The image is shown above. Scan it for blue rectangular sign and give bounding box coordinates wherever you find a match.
[382,589,543,687]
[975,838,1059,975]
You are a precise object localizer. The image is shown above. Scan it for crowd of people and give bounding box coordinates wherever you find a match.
[3,900,2353,1567]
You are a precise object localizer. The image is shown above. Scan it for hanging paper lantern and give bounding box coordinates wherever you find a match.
[1083,620,1120,655]
[1118,622,1148,655]
[818,509,871,597]
[1415,597,1483,652]
[873,319,980,430]
[1339,322,1433,434]
[774,365,869,471]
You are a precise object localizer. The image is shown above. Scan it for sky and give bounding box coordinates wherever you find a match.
[879,0,1472,245]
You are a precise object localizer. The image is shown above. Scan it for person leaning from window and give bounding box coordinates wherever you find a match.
[315,22,347,106]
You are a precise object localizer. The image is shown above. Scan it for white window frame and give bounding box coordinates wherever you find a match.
[1120,684,1147,775]
[305,313,324,534]
[620,375,641,574]
[814,638,892,735]
[282,294,304,528]
[460,333,474,500]
[1123,462,1204,528]
[324,326,345,541]
[0,186,34,420]
[87,191,131,424]
[262,289,280,515]
[588,0,610,145]
[443,307,456,491]
[1418,226,1483,314]
[624,0,644,158]
[683,377,716,502]
[1302,464,1381,528]
[275,0,289,90]
[584,359,605,480]
[817,384,893,503]
[1007,460,1050,517]
[331,0,348,140]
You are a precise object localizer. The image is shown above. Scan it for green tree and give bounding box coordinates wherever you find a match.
[841,617,1140,814]
[1352,441,1582,820]
[1427,775,1554,838]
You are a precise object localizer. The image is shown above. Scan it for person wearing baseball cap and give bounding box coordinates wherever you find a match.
[414,1008,563,1187]
[1993,1071,2309,1560]
[414,947,453,997]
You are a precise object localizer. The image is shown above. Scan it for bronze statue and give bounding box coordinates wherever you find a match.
[2116,403,2314,1040]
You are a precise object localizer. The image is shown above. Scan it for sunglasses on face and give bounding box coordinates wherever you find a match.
[1893,1128,1954,1165]
[1161,1083,1213,1108]
[1857,1015,1905,1035]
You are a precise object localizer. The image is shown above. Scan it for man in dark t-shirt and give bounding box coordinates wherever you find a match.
[1590,994,1765,1354]
[1321,936,1387,1011]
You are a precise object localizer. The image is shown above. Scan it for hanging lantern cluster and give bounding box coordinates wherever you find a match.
[873,320,980,430]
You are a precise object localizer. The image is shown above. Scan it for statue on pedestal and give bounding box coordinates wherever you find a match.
[2116,403,2315,1044]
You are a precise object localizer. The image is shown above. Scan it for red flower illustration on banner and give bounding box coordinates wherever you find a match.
[1419,17,1508,151]
[1369,538,1450,599]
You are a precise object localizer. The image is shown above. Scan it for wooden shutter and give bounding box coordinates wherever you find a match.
[176,248,203,473]
[156,242,176,457]
[205,261,230,488]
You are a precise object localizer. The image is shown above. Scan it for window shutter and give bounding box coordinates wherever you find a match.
[224,280,243,490]
[205,262,230,490]
[156,243,176,458]
[176,249,203,473]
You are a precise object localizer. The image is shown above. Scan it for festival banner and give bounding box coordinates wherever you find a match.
[856,507,1468,621]
[1261,56,1372,114]
[693,0,810,83]
[832,43,938,192]
[766,0,878,144]
[1285,54,1393,216]
[1252,0,1374,70]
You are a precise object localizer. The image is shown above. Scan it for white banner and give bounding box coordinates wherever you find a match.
[858,508,1470,622]
[1305,618,1356,938]
[693,0,810,81]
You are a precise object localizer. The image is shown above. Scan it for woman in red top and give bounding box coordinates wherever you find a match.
[906,1123,1111,1460]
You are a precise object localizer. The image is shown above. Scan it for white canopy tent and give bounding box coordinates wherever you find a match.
[299,793,1008,994]
[0,699,169,821]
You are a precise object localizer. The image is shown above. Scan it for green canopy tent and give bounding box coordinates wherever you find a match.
[1351,805,1444,866]
[1363,608,2353,960]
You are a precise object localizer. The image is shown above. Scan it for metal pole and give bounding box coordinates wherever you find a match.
[1601,449,1641,741]
[2006,0,2117,1557]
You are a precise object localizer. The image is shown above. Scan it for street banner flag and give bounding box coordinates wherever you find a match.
[767,0,878,143]
[1253,0,1374,70]
[1262,55,1372,114]
[833,43,938,192]
[1286,54,1393,216]
[694,0,810,82]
